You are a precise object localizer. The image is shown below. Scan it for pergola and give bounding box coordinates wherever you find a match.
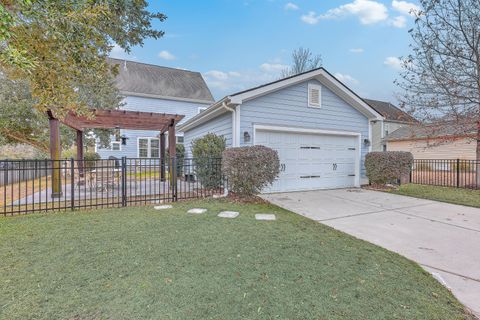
[47,109,184,198]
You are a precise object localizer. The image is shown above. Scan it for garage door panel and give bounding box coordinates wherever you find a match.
[257,129,358,192]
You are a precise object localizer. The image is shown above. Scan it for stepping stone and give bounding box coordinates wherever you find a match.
[255,214,276,221]
[187,208,207,214]
[218,211,239,219]
[154,205,172,210]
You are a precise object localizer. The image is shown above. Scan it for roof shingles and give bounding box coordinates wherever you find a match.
[107,58,214,103]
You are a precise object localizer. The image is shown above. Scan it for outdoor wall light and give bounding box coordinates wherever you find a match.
[363,138,371,147]
[121,135,129,145]
[244,131,251,143]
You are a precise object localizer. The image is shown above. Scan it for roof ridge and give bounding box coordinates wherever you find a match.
[107,57,201,75]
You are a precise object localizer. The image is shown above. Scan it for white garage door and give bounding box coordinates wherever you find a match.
[255,129,359,193]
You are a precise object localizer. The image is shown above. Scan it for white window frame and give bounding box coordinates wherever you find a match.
[137,137,160,158]
[308,83,322,108]
[111,141,121,151]
[197,106,208,114]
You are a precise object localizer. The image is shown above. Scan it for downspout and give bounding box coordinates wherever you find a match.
[221,101,236,197]
[222,101,237,147]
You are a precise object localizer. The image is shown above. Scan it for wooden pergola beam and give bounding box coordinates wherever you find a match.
[62,109,183,133]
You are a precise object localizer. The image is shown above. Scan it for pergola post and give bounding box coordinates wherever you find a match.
[48,111,63,198]
[160,132,166,181]
[76,130,84,177]
[168,121,177,200]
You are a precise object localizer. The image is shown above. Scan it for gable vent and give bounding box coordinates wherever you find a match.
[308,84,321,107]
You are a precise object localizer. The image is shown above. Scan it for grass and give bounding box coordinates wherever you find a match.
[0,199,474,320]
[392,184,480,208]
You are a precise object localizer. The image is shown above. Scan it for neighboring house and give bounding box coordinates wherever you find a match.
[363,99,417,152]
[96,58,214,159]
[180,68,383,193]
[386,122,477,160]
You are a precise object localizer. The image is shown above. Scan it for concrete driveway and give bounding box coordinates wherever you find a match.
[262,189,480,316]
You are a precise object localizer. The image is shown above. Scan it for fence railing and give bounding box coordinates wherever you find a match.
[1,157,224,216]
[410,159,479,189]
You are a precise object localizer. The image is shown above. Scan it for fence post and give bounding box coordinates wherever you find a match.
[70,158,75,210]
[456,158,460,188]
[171,157,178,202]
[121,157,127,207]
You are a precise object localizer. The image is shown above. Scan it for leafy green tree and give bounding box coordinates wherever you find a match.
[0,0,166,118]
[0,75,116,155]
[192,134,226,189]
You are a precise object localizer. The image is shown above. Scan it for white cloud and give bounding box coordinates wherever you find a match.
[158,50,176,60]
[319,0,389,25]
[384,56,403,70]
[284,2,299,10]
[301,11,320,25]
[260,63,289,73]
[389,15,406,28]
[109,44,137,60]
[334,73,359,85]
[349,48,364,53]
[392,0,420,16]
[204,70,229,80]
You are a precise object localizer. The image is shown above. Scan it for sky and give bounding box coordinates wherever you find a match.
[110,0,421,103]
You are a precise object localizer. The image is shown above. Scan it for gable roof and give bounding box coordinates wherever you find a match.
[179,67,383,131]
[386,121,476,141]
[363,98,417,123]
[107,58,214,103]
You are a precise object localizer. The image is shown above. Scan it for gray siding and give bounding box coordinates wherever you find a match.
[183,112,233,158]
[239,80,370,177]
[97,95,210,159]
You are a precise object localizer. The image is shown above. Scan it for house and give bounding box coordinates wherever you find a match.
[386,122,477,160]
[96,58,214,158]
[363,99,417,152]
[180,68,383,193]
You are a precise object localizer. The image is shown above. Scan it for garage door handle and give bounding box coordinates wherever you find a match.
[348,174,355,176]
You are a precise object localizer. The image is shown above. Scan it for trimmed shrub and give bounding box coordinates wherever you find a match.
[222,145,280,196]
[192,133,226,189]
[84,151,101,170]
[365,151,413,185]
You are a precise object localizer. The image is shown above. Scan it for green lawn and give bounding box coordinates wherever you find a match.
[392,184,480,208]
[0,199,474,319]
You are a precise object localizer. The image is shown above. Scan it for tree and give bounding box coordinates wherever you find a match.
[281,47,322,78]
[0,0,165,118]
[395,0,480,185]
[0,75,115,154]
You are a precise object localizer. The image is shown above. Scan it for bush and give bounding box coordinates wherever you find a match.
[222,145,280,196]
[191,133,226,189]
[167,144,185,176]
[83,151,101,170]
[365,151,413,185]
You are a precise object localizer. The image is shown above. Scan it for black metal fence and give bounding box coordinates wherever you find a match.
[1,157,224,216]
[410,159,479,189]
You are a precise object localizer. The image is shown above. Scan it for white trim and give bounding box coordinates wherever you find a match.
[368,121,372,153]
[197,106,208,114]
[137,137,160,158]
[111,141,122,151]
[254,124,361,137]
[235,105,241,146]
[253,124,361,187]
[308,83,322,108]
[120,90,214,104]
[180,68,384,132]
